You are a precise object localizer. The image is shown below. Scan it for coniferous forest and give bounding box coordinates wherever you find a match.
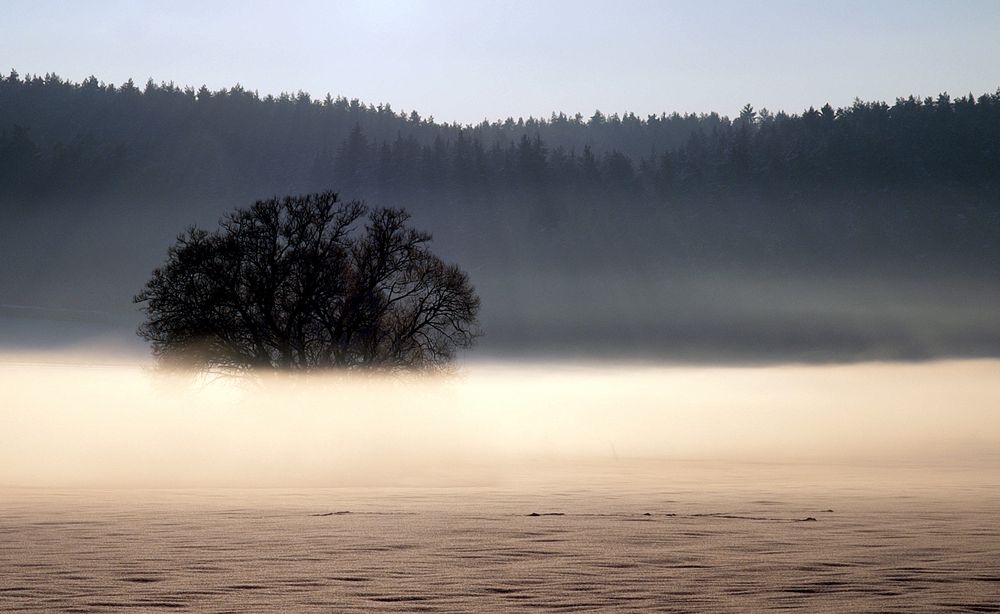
[2,71,1000,361]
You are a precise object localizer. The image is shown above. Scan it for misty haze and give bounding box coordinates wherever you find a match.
[2,1,1000,612]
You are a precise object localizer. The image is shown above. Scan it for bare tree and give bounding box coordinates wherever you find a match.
[134,191,480,372]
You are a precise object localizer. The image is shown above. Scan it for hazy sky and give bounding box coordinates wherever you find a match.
[5,0,1000,124]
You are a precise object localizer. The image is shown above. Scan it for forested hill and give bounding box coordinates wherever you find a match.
[3,71,999,210]
[2,71,1000,361]
[0,71,707,203]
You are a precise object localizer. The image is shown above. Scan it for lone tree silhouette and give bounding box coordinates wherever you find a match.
[135,191,480,372]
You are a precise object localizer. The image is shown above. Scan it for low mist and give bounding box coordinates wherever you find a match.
[2,354,998,488]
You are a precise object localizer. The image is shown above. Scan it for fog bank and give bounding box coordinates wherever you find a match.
[1,355,998,487]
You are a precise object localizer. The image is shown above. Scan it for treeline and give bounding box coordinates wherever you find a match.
[0,70,709,203]
[2,70,1000,275]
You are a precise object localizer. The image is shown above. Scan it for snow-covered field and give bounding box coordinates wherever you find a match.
[1,358,998,611]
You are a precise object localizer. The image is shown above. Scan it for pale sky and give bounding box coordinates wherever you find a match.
[5,0,1000,124]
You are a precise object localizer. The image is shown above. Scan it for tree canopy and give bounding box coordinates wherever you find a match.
[134,192,480,372]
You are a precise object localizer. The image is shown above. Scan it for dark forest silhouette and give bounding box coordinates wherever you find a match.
[2,71,1000,361]
[135,192,480,372]
[3,72,1000,274]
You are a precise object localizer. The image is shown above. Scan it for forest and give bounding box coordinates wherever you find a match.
[2,71,999,360]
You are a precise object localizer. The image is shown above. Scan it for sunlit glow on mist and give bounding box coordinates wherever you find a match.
[1,354,998,487]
